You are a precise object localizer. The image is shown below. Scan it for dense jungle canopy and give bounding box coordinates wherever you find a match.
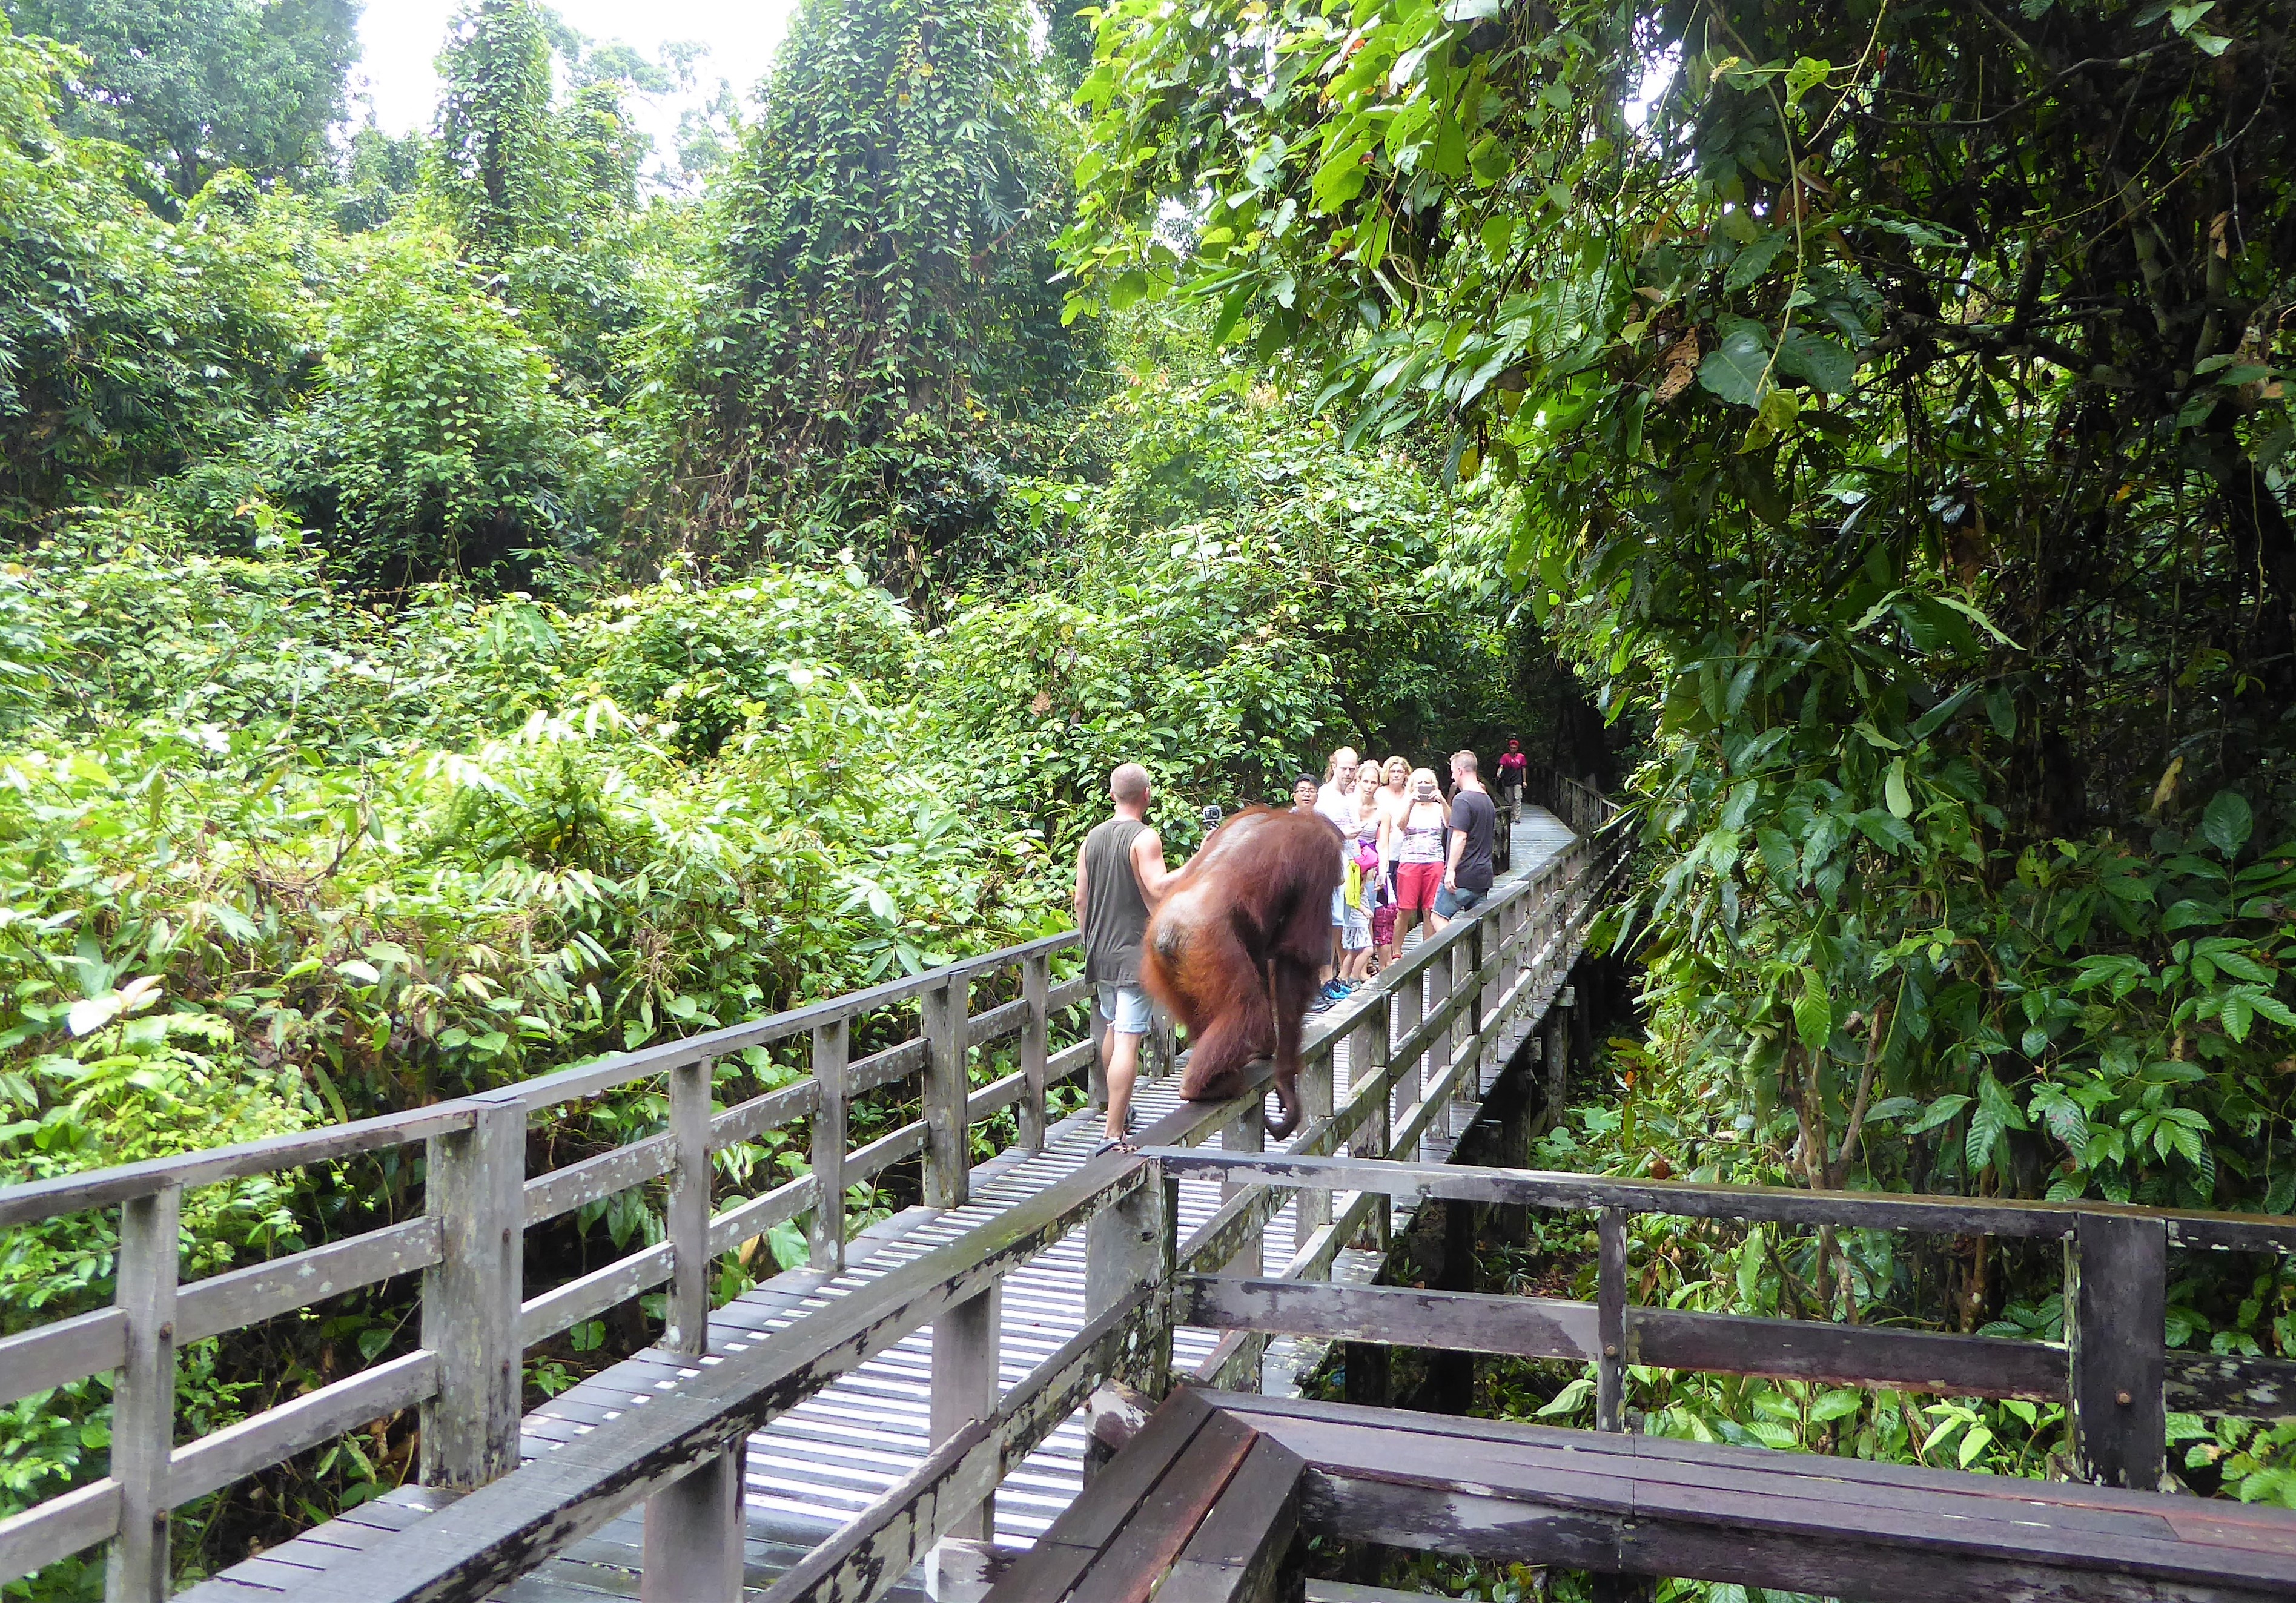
[0,0,2291,1591]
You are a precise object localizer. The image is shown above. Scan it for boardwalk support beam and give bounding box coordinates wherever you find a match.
[641,1434,746,1603]
[932,1283,1004,1543]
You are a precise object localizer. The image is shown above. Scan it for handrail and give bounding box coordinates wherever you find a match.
[0,920,1101,1595]
[1146,1149,2296,1254]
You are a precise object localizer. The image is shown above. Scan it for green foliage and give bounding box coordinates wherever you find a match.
[677,0,1092,601]
[4,0,358,204]
[231,228,603,590]
[0,23,313,522]
[1064,0,2296,1203]
[427,0,558,256]
[927,377,1530,848]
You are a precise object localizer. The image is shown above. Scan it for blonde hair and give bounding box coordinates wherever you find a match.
[1382,756,1409,784]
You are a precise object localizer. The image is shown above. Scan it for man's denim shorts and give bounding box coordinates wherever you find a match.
[1097,982,1151,1036]
[1433,883,1487,919]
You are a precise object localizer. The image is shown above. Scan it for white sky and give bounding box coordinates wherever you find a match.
[353,1,802,173]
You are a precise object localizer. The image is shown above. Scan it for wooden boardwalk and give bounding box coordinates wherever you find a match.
[172,807,1588,1602]
[521,807,1580,1554]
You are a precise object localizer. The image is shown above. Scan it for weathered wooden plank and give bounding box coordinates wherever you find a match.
[497,933,1079,1115]
[850,1039,928,1099]
[664,1058,714,1359]
[1177,1278,1597,1363]
[0,1106,472,1231]
[931,1283,1002,1543]
[967,999,1028,1048]
[2166,1352,2296,1419]
[1178,1182,1292,1280]
[524,1137,678,1228]
[1019,952,1051,1152]
[1596,1208,1626,1433]
[924,979,971,1209]
[1066,1412,1261,1603]
[0,1475,119,1585]
[270,1086,1253,1603]
[845,1122,927,1185]
[1157,1435,1306,1603]
[518,1243,677,1347]
[810,1022,850,1274]
[171,1352,441,1504]
[0,1305,125,1405]
[1206,1388,2187,1515]
[965,1073,1028,1126]
[110,1182,179,1602]
[707,1175,818,1259]
[179,1218,445,1346]
[711,1081,820,1153]
[1630,1305,2070,1401]
[1046,1038,1095,1083]
[640,1435,744,1603]
[984,1389,1217,1603]
[1263,1406,2296,1598]
[1145,1150,2296,1251]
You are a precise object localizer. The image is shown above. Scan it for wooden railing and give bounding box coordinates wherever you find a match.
[263,830,1625,1603]
[0,928,1113,1596]
[1157,1149,2296,1492]
[0,816,1625,1601]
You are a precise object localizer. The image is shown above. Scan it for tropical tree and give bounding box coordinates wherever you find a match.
[1065,0,2296,1254]
[672,0,1092,603]
[3,0,357,205]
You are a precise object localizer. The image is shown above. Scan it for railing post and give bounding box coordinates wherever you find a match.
[931,1280,1004,1542]
[666,1056,714,1358]
[924,974,971,1209]
[1020,952,1050,1152]
[1297,1042,1334,1240]
[1350,1009,1392,1256]
[2069,1214,2167,1490]
[421,1094,523,1490]
[1083,1162,1176,1480]
[1152,1005,1180,1083]
[104,1183,178,1603]
[1543,990,1572,1129]
[1597,1207,1627,1433]
[809,1021,849,1272]
[641,1433,747,1603]
[1221,1098,1265,1280]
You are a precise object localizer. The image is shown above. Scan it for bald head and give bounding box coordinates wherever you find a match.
[1110,764,1151,807]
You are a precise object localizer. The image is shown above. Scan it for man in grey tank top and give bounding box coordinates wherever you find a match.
[1073,764,1171,1151]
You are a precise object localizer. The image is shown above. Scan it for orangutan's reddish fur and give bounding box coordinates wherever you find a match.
[1140,807,1343,1137]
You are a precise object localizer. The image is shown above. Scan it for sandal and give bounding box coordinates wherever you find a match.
[1095,1137,1138,1157]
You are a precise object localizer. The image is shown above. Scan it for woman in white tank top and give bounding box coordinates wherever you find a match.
[1391,767,1451,947]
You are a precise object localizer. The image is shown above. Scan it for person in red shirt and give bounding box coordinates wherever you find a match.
[1496,736,1529,808]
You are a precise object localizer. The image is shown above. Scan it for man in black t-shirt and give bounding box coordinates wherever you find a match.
[1432,750,1497,930]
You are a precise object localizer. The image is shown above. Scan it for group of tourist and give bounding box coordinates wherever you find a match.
[1072,741,1529,1151]
[1293,741,1521,1011]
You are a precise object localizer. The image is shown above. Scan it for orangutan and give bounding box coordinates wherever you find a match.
[1140,805,1343,1138]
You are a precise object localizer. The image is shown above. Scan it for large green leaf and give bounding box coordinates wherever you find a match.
[1696,316,1771,406]
[2203,790,2254,858]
